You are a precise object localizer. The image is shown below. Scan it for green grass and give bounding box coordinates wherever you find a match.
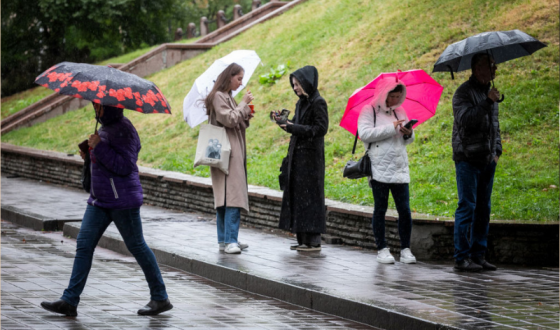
[3,0,559,221]
[1,87,54,119]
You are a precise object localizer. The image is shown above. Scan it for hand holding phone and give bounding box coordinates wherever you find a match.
[402,119,417,140]
[404,119,418,130]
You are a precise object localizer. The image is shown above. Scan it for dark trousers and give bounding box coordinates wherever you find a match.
[370,179,412,250]
[61,205,168,306]
[297,232,321,247]
[453,160,496,262]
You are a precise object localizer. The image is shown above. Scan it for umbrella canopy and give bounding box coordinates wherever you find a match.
[183,50,261,128]
[340,69,443,136]
[35,62,171,114]
[433,29,547,74]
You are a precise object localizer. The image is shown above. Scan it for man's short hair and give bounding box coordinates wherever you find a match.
[471,53,491,72]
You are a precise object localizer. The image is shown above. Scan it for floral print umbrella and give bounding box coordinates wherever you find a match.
[35,62,171,114]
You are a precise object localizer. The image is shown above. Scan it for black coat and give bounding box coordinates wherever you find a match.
[452,75,502,165]
[278,66,329,234]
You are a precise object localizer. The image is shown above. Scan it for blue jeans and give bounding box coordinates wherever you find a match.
[454,160,497,262]
[216,207,240,244]
[61,205,168,306]
[370,179,412,250]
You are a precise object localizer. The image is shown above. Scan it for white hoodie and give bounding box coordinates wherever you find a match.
[357,78,415,184]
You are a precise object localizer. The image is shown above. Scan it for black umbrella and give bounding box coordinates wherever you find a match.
[433,29,547,103]
[433,29,547,75]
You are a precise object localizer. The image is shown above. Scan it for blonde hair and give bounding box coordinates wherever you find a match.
[292,77,308,98]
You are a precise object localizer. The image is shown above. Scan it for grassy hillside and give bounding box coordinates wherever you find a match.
[3,0,559,221]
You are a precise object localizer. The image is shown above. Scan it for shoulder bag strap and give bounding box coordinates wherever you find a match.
[352,106,376,155]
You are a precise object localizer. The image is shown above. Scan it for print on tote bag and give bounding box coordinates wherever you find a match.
[206,139,222,160]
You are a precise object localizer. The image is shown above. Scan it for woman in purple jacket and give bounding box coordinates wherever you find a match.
[41,103,172,317]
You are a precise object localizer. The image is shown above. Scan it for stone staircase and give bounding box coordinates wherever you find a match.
[1,0,304,135]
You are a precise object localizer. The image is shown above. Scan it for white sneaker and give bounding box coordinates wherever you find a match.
[400,248,417,264]
[377,248,395,264]
[224,243,241,254]
[219,243,225,251]
[238,242,248,250]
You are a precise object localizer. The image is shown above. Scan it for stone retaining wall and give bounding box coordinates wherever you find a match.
[2,143,558,266]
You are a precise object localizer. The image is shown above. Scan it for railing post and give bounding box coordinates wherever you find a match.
[174,28,183,41]
[200,17,208,36]
[217,10,226,29]
[188,23,196,38]
[233,4,243,20]
[252,0,261,11]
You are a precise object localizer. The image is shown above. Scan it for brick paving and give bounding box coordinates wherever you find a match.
[2,176,559,329]
[1,222,378,330]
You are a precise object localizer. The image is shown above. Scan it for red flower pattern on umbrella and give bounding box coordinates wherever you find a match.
[35,61,171,114]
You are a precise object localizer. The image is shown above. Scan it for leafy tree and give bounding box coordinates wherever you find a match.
[2,0,186,97]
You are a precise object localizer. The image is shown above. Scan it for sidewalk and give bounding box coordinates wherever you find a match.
[2,176,559,330]
[1,222,377,330]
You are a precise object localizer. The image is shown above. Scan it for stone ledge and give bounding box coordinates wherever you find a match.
[2,143,558,266]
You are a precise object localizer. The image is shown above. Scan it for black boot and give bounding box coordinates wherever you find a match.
[454,258,483,272]
[41,299,77,317]
[472,257,497,271]
[137,298,173,316]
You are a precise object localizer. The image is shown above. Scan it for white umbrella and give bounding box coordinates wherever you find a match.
[183,50,261,128]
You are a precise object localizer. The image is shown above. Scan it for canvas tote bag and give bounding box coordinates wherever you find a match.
[194,124,231,174]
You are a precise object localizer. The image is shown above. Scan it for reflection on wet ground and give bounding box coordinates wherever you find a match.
[1,223,378,330]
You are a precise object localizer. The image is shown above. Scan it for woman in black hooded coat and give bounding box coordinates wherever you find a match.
[276,65,329,251]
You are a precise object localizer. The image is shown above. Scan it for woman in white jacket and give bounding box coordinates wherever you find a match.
[357,79,416,264]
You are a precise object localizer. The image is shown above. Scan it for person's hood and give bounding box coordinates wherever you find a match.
[372,77,407,112]
[289,66,319,99]
[96,104,124,126]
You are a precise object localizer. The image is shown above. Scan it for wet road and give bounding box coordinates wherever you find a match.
[1,222,378,330]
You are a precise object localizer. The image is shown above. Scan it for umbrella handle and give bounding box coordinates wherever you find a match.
[497,94,505,103]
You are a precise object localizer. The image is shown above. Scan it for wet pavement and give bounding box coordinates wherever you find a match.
[2,176,559,329]
[1,222,378,330]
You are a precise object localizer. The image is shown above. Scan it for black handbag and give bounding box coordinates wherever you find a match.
[81,152,92,193]
[278,156,289,191]
[343,107,376,179]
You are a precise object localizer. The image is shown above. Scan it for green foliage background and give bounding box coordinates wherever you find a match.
[3,0,559,221]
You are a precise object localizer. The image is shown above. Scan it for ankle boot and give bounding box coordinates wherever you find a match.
[41,299,77,317]
[137,298,173,316]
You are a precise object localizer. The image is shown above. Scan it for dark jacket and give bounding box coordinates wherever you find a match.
[88,105,143,209]
[278,66,328,234]
[452,75,502,165]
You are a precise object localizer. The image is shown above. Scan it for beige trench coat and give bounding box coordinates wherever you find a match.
[208,91,251,213]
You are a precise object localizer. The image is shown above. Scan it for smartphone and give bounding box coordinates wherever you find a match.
[279,109,290,121]
[404,119,418,129]
[78,140,89,154]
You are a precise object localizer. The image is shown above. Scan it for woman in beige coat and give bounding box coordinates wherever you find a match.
[204,63,254,254]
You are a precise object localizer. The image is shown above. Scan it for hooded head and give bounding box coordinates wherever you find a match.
[372,78,407,112]
[94,103,124,126]
[289,66,319,99]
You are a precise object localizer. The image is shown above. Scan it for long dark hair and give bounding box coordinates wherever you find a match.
[204,63,244,116]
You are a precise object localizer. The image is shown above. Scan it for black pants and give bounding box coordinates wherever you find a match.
[370,179,412,250]
[297,232,321,247]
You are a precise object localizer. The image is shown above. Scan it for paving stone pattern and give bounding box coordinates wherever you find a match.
[1,222,378,330]
[2,176,559,329]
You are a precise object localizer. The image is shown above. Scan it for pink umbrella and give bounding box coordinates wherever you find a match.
[340,69,443,136]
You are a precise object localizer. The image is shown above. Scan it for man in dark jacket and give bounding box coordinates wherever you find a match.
[41,104,172,316]
[452,53,502,272]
